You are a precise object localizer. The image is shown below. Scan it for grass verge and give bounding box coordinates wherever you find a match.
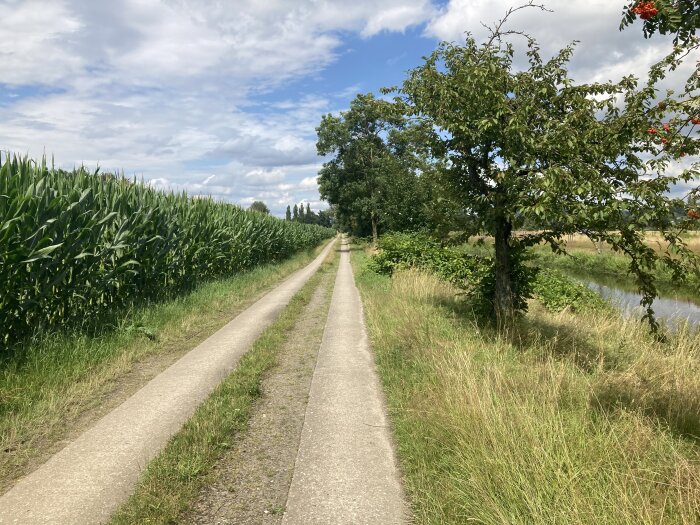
[109,242,337,524]
[0,241,331,493]
[352,246,700,524]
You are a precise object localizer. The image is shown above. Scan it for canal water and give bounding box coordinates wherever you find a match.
[581,279,700,329]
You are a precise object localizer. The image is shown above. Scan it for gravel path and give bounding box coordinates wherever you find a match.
[0,239,336,525]
[282,241,408,525]
[185,257,335,525]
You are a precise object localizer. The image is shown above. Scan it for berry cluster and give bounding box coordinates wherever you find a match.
[688,210,700,219]
[646,122,691,157]
[631,1,659,19]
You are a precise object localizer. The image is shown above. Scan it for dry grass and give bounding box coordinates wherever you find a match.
[555,231,700,255]
[352,252,700,524]
[470,231,700,255]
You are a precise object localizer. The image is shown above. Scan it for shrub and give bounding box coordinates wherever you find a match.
[371,233,608,315]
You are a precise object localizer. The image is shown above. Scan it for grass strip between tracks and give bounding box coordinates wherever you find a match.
[1,242,329,493]
[110,243,337,524]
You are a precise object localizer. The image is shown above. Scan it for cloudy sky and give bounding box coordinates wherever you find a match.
[0,0,688,215]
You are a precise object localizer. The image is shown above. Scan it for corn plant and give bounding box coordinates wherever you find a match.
[0,154,334,349]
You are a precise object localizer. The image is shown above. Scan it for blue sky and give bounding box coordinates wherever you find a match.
[0,0,693,215]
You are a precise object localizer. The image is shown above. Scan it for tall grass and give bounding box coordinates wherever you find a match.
[352,249,700,524]
[0,154,334,349]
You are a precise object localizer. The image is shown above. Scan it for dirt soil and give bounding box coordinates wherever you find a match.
[185,265,335,524]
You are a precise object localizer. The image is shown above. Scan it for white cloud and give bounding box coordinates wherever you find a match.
[425,0,678,85]
[245,168,286,184]
[0,0,440,216]
[1,0,695,216]
[299,176,319,189]
[0,0,83,85]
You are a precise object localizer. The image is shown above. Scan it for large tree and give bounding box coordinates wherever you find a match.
[248,200,270,214]
[316,93,426,242]
[395,23,699,326]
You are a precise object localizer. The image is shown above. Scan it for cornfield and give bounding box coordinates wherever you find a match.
[0,154,335,349]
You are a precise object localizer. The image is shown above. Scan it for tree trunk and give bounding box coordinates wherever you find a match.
[371,213,378,245]
[494,215,514,327]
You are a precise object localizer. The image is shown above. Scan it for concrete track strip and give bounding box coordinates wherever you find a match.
[0,239,336,525]
[282,240,408,525]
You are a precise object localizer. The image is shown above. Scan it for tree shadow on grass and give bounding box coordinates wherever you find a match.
[429,293,700,443]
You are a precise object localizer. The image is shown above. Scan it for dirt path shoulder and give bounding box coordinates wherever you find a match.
[0,240,335,525]
[185,251,336,525]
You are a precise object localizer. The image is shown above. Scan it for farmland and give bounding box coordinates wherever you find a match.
[3,1,700,523]
[0,153,334,493]
[0,154,334,349]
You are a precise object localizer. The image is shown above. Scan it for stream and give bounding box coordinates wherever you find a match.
[579,278,700,329]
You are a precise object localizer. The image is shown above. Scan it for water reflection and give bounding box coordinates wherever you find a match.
[584,281,700,328]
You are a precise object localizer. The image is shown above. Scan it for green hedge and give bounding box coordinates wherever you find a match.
[370,232,607,315]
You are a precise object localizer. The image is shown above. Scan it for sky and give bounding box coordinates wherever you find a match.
[0,0,694,216]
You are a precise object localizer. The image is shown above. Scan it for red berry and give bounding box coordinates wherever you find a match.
[688,210,700,219]
[661,138,668,144]
[647,127,658,134]
[632,1,659,19]
[691,118,700,125]
[662,123,671,131]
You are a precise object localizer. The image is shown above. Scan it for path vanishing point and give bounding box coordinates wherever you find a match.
[0,237,408,524]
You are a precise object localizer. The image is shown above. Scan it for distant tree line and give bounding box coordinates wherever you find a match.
[285,202,334,228]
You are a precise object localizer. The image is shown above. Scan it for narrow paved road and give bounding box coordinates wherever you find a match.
[282,240,408,524]
[0,239,336,525]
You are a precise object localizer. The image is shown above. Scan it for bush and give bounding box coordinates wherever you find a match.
[370,233,608,315]
[533,269,609,313]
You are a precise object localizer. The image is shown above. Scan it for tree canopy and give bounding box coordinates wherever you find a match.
[314,5,699,329]
[316,93,428,242]
[393,29,699,324]
[248,201,270,214]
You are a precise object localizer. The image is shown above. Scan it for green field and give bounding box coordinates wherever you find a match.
[0,154,334,350]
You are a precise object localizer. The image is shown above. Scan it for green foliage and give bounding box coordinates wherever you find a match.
[316,93,430,240]
[621,0,700,45]
[370,233,536,315]
[371,233,609,315]
[0,154,335,349]
[248,201,270,214]
[532,269,609,313]
[390,18,699,327]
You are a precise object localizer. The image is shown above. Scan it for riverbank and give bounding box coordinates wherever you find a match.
[532,248,700,305]
[352,245,700,524]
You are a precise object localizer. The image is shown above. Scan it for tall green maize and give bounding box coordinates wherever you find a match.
[0,154,335,349]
